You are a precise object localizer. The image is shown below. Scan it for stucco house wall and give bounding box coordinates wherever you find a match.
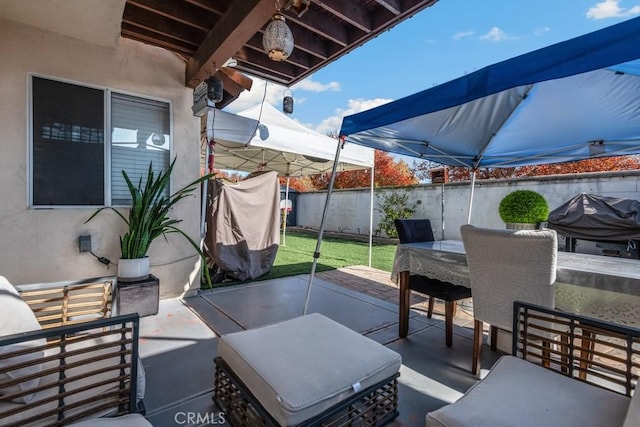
[0,18,203,297]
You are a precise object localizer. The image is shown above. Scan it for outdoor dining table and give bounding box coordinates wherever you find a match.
[393,240,640,338]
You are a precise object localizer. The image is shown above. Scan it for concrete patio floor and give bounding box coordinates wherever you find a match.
[138,266,502,426]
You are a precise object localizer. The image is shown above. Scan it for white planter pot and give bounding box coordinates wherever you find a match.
[117,257,150,282]
[505,222,537,230]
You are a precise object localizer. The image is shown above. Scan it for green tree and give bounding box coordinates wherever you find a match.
[375,188,416,238]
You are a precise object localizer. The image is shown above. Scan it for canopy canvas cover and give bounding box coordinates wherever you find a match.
[301,17,640,315]
[208,102,374,176]
[339,16,640,169]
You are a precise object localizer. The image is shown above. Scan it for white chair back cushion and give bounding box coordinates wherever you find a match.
[460,225,557,330]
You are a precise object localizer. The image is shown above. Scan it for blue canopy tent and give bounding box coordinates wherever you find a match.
[340,17,640,169]
[303,17,640,314]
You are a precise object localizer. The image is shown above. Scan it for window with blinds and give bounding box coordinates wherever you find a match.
[111,93,170,205]
[30,76,171,207]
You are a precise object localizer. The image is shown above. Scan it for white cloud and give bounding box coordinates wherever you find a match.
[453,30,475,40]
[587,0,640,19]
[315,98,393,136]
[225,77,341,113]
[480,27,510,41]
[293,78,340,92]
[225,78,285,113]
[533,26,551,36]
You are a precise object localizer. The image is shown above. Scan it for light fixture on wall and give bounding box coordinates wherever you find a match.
[206,76,224,103]
[262,1,294,61]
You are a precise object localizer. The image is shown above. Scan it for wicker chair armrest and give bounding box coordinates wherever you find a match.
[513,301,640,396]
[0,314,140,427]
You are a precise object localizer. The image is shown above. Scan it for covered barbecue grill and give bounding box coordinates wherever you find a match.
[547,193,640,258]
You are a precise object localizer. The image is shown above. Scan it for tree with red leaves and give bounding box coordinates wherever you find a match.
[412,156,640,183]
[302,150,418,190]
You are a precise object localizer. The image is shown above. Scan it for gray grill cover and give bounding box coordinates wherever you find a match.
[205,171,280,281]
[547,193,640,241]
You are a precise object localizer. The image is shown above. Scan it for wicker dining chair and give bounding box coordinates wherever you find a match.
[394,219,472,347]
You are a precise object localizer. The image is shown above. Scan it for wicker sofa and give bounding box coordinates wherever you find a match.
[426,301,640,427]
[0,276,150,426]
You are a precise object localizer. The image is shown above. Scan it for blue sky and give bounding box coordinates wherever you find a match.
[225,0,640,137]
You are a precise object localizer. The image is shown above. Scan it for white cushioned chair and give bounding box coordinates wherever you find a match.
[460,225,557,375]
[426,301,640,427]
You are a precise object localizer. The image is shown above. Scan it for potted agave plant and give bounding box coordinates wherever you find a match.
[86,158,212,286]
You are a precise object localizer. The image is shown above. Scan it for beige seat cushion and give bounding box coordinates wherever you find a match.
[426,355,630,427]
[623,385,640,427]
[0,276,46,403]
[68,413,151,426]
[218,313,402,426]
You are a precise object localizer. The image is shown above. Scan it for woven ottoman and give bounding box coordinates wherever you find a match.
[214,313,402,426]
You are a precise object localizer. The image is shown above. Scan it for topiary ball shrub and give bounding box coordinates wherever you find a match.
[498,190,550,224]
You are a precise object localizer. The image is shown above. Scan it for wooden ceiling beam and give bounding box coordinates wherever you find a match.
[121,25,197,56]
[123,4,205,45]
[127,0,215,31]
[242,34,314,69]
[185,0,276,88]
[219,67,253,92]
[183,0,228,15]
[372,0,402,15]
[286,8,349,46]
[234,50,299,82]
[312,0,372,33]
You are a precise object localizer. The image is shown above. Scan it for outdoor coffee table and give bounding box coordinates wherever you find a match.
[214,313,402,426]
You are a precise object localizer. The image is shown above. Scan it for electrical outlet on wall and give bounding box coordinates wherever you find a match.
[78,235,91,253]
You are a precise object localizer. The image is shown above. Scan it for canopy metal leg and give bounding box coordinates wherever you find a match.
[466,170,477,224]
[303,139,344,315]
[368,163,374,267]
[282,176,290,246]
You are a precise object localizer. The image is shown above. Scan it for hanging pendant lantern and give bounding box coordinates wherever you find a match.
[283,89,294,114]
[262,13,294,61]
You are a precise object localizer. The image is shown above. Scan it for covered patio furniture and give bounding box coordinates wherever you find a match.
[394,219,471,347]
[547,193,640,258]
[205,171,280,282]
[460,225,557,375]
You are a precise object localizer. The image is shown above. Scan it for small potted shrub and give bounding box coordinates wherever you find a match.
[498,190,549,230]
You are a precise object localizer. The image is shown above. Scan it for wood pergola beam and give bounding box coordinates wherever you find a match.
[185,0,275,88]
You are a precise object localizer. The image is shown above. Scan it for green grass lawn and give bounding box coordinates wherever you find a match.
[208,231,397,287]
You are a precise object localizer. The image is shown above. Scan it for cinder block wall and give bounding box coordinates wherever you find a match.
[295,170,640,254]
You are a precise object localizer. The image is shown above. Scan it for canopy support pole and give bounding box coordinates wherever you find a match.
[368,163,374,267]
[200,140,211,237]
[466,170,477,224]
[303,139,344,315]
[282,176,290,246]
[441,182,445,239]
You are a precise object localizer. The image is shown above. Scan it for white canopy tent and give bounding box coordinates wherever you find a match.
[203,102,376,263]
[209,103,374,176]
